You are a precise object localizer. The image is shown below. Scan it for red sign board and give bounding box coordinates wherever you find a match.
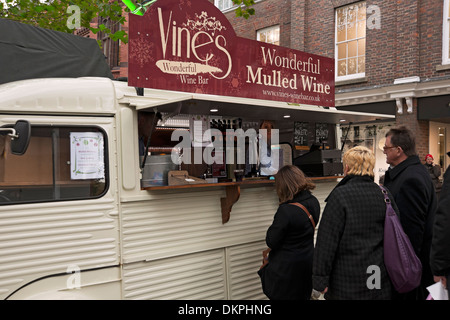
[128,0,335,107]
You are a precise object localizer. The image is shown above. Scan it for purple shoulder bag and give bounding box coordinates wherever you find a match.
[379,185,422,293]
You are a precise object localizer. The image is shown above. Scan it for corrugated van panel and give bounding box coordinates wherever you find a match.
[226,241,267,300]
[120,180,338,300]
[122,243,270,300]
[121,186,278,263]
[313,180,338,211]
[122,249,226,300]
[0,198,119,299]
[312,180,339,243]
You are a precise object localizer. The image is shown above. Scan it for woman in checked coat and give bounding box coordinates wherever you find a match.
[312,146,395,300]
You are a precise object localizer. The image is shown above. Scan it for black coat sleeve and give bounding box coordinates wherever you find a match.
[392,176,430,254]
[266,205,289,250]
[431,167,450,276]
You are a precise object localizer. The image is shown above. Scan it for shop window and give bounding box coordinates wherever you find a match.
[215,0,235,11]
[335,1,366,81]
[257,25,280,46]
[443,0,450,65]
[0,126,108,205]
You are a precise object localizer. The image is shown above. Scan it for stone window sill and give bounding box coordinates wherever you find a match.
[335,77,368,86]
[436,64,450,71]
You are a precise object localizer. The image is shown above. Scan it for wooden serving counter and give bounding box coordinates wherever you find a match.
[142,176,343,224]
[141,175,342,191]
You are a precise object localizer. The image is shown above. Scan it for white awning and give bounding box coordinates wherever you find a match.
[114,81,394,125]
[0,77,395,124]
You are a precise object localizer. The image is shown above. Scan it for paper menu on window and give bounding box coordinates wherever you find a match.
[70,132,105,180]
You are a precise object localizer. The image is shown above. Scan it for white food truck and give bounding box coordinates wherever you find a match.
[0,76,394,300]
[0,11,393,300]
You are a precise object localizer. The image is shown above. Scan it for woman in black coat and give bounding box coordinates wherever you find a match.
[259,165,320,300]
[313,146,393,300]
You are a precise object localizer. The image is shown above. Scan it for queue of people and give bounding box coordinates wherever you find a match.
[259,126,449,300]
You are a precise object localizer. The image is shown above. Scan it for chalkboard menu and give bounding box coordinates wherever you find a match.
[294,122,309,149]
[315,123,329,143]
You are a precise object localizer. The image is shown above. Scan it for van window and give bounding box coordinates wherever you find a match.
[0,126,108,205]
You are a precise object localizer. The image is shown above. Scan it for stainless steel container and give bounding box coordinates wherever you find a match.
[141,155,177,187]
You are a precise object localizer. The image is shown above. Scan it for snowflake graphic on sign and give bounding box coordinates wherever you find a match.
[129,36,154,68]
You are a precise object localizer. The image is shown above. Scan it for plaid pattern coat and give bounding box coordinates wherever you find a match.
[313,175,393,300]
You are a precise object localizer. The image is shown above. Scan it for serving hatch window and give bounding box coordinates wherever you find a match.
[0,125,108,205]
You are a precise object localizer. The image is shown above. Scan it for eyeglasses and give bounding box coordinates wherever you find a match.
[383,145,397,151]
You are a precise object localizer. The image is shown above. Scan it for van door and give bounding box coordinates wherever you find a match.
[0,115,120,299]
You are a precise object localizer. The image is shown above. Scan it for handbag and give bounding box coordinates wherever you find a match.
[379,185,422,293]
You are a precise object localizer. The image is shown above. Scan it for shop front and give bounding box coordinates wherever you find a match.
[419,94,450,171]
[336,77,450,182]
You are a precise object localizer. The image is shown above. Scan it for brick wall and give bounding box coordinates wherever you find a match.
[215,0,450,157]
[290,0,305,50]
[395,0,420,78]
[418,0,450,79]
[395,98,429,162]
[221,0,450,85]
[221,0,292,47]
[304,1,334,57]
[364,0,397,88]
[119,15,129,79]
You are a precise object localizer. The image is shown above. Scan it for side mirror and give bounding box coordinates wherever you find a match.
[0,120,31,155]
[11,120,31,155]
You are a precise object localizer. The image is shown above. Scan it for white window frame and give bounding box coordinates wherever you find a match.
[256,25,280,46]
[443,0,450,65]
[335,2,366,81]
[215,0,235,12]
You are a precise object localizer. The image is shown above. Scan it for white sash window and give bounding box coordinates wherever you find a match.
[336,2,366,81]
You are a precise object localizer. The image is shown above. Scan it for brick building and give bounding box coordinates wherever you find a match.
[218,0,450,170]
[80,0,450,170]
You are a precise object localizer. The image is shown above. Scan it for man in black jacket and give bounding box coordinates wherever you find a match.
[430,152,450,300]
[383,126,437,300]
